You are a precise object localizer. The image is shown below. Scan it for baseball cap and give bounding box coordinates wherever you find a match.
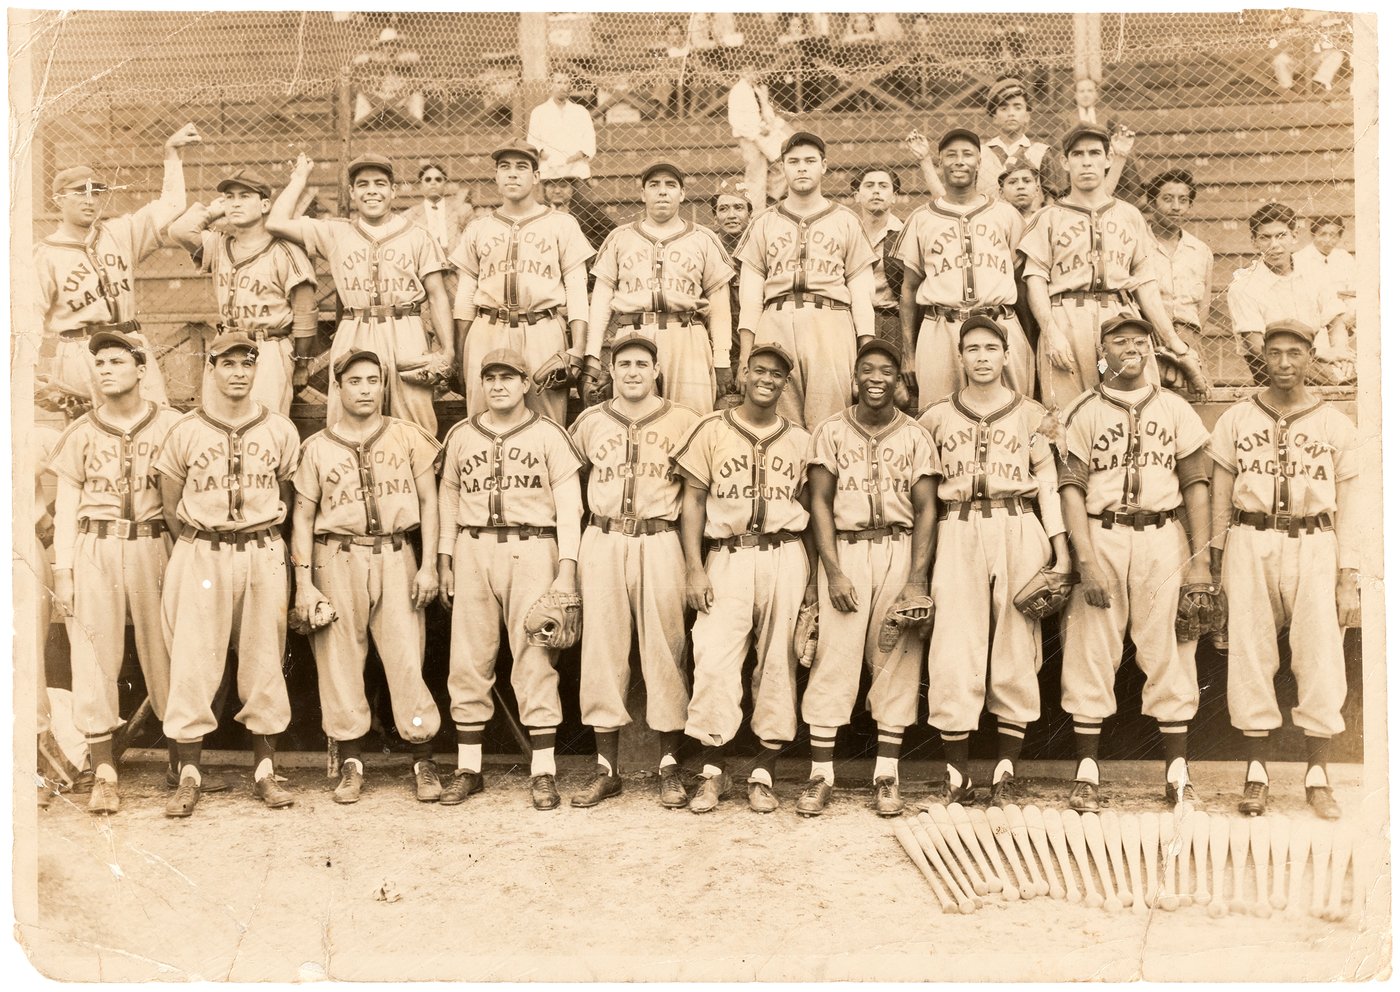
[959,315,1008,346]
[998,155,1039,184]
[88,330,147,364]
[609,333,659,361]
[217,169,272,198]
[1099,314,1154,340]
[207,331,260,360]
[491,141,540,170]
[710,178,750,210]
[52,166,107,197]
[986,77,1028,115]
[347,154,395,184]
[332,349,384,380]
[747,342,795,374]
[640,161,685,187]
[480,348,530,377]
[856,336,902,365]
[1262,319,1317,346]
[780,131,826,158]
[938,128,981,152]
[1061,123,1111,155]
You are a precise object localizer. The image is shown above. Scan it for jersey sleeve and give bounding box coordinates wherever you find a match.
[1063,397,1097,465]
[733,214,769,273]
[278,241,318,293]
[291,437,323,501]
[194,230,221,274]
[415,227,451,279]
[806,419,840,476]
[842,211,879,275]
[672,417,714,488]
[1171,395,1210,458]
[892,213,924,277]
[153,419,190,483]
[447,224,479,279]
[46,421,89,488]
[1208,406,1241,473]
[557,215,596,274]
[589,229,621,289]
[546,423,585,487]
[790,426,813,497]
[909,422,937,483]
[402,422,443,477]
[699,228,735,296]
[297,218,337,263]
[1017,210,1054,283]
[1331,410,1359,482]
[273,417,302,481]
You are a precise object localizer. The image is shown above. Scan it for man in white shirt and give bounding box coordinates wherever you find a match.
[1295,215,1357,330]
[1145,169,1214,393]
[727,63,788,211]
[527,71,611,247]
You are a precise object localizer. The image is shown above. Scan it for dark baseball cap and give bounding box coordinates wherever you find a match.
[333,349,384,380]
[959,315,1008,346]
[491,141,540,169]
[640,161,685,187]
[1263,319,1317,346]
[780,131,826,157]
[747,342,795,374]
[88,330,147,364]
[347,154,395,184]
[986,77,1028,115]
[217,169,272,198]
[1061,123,1111,155]
[52,166,107,196]
[1099,314,1154,340]
[481,348,530,377]
[938,128,981,152]
[856,336,902,365]
[207,331,260,360]
[610,333,659,360]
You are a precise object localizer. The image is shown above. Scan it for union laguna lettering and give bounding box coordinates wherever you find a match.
[323,450,415,508]
[712,451,801,501]
[1090,419,1178,472]
[1052,216,1139,277]
[1235,428,1336,479]
[186,438,283,493]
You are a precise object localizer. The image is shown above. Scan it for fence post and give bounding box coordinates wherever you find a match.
[336,66,353,218]
[518,12,548,136]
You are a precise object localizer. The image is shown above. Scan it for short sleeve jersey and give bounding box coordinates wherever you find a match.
[1209,395,1358,517]
[569,399,700,521]
[154,406,301,531]
[590,221,733,314]
[449,208,593,315]
[195,233,317,333]
[672,409,811,539]
[1061,385,1210,515]
[734,203,877,304]
[807,410,934,531]
[293,418,441,536]
[48,403,183,522]
[893,197,1024,307]
[299,216,447,310]
[1018,199,1157,296]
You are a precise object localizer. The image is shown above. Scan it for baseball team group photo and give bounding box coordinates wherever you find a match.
[9,8,1386,982]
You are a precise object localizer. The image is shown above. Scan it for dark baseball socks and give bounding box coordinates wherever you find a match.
[1072,717,1101,784]
[941,731,971,792]
[1160,720,1190,789]
[874,725,904,783]
[992,720,1025,785]
[88,737,117,784]
[1304,733,1332,788]
[251,734,280,783]
[529,728,556,777]
[456,724,484,773]
[807,726,837,786]
[591,729,620,777]
[1243,730,1270,785]
[750,739,782,787]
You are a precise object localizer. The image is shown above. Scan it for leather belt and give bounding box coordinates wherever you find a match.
[589,513,678,536]
[836,525,909,543]
[1053,289,1132,308]
[611,311,698,330]
[463,524,556,541]
[1091,508,1179,530]
[316,531,409,553]
[929,303,1013,323]
[479,306,558,327]
[218,325,293,340]
[79,518,166,540]
[713,530,801,551]
[346,303,421,320]
[60,319,141,340]
[180,526,281,549]
[1231,509,1334,537]
[940,497,1035,521]
[766,291,850,312]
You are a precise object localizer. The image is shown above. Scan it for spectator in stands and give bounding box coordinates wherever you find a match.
[1145,169,1214,390]
[1295,215,1357,329]
[405,163,470,254]
[727,63,788,211]
[1227,202,1352,386]
[850,168,905,347]
[542,176,614,252]
[351,25,425,128]
[841,14,879,45]
[1067,76,1143,203]
[979,77,1062,200]
[527,70,612,246]
[710,180,752,373]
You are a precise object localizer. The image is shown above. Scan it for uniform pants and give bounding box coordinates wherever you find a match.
[1061,519,1199,723]
[754,305,857,430]
[447,530,561,729]
[54,332,169,407]
[463,313,569,425]
[1223,526,1346,737]
[916,311,1035,408]
[161,534,291,741]
[309,539,440,744]
[607,315,715,416]
[1039,298,1160,412]
[929,511,1051,730]
[802,533,921,729]
[28,533,53,736]
[578,526,689,730]
[685,540,807,746]
[66,531,172,742]
[327,314,436,434]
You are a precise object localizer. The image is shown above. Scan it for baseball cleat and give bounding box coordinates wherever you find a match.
[413,760,443,802]
[1165,780,1198,808]
[86,778,120,815]
[438,769,484,806]
[990,774,1020,809]
[530,773,561,811]
[165,779,201,818]
[872,777,904,817]
[658,766,688,808]
[570,772,622,808]
[1306,785,1341,820]
[948,777,976,807]
[71,769,95,795]
[922,777,951,808]
[166,767,229,793]
[333,763,364,804]
[687,771,732,814]
[747,779,779,813]
[1068,780,1102,812]
[1238,780,1268,817]
[796,777,833,817]
[254,775,296,809]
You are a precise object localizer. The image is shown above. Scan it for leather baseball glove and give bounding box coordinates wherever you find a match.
[532,350,583,392]
[398,353,454,393]
[1175,582,1226,641]
[289,596,337,636]
[35,374,93,419]
[794,601,819,668]
[524,590,583,649]
[1013,568,1079,621]
[1155,347,1211,398]
[877,595,934,653]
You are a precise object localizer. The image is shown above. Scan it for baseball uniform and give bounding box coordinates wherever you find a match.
[893,197,1032,404]
[1210,395,1358,736]
[570,399,700,731]
[157,406,301,743]
[451,208,594,423]
[1059,385,1210,725]
[299,215,449,432]
[735,204,876,429]
[675,409,812,746]
[49,403,182,746]
[437,412,584,731]
[1018,199,1161,410]
[802,409,935,731]
[591,221,733,414]
[31,425,62,741]
[294,418,442,746]
[919,394,1063,732]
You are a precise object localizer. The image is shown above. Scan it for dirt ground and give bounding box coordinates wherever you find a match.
[16,758,1388,983]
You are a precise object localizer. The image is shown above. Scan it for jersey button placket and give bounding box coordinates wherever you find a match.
[228,434,245,523]
[750,441,768,533]
[489,438,504,525]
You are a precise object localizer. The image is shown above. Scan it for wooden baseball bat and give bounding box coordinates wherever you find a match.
[1022,805,1064,899]
[909,816,976,914]
[893,819,958,914]
[1120,811,1147,915]
[1228,816,1250,915]
[1284,815,1311,920]
[1309,821,1333,919]
[1208,813,1230,918]
[1062,809,1102,908]
[926,804,988,896]
[915,814,982,910]
[1158,811,1181,911]
[950,803,1003,893]
[1081,812,1121,912]
[1268,816,1291,911]
[1005,805,1050,897]
[986,806,1036,900]
[1190,810,1211,906]
[1174,810,1194,908]
[1099,810,1131,908]
[1249,816,1272,917]
[968,807,1018,900]
[1325,824,1351,923]
[1043,807,1081,903]
[1139,811,1160,908]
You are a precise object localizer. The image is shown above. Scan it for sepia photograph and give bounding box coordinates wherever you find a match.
[8,7,1388,982]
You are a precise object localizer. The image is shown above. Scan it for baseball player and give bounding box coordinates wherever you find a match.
[584,162,734,414]
[47,332,184,814]
[675,343,814,813]
[567,334,701,808]
[28,420,62,807]
[894,128,1032,409]
[157,332,302,817]
[290,350,444,805]
[734,131,876,430]
[1208,320,1359,820]
[436,348,585,810]
[919,317,1071,808]
[169,169,319,416]
[1019,124,1199,412]
[35,123,202,410]
[267,152,455,434]
[799,338,936,817]
[849,168,905,348]
[1058,315,1213,811]
[450,142,594,425]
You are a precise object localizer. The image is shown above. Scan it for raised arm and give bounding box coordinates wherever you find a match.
[266,153,318,246]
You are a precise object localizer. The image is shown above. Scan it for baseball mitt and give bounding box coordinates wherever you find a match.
[35,374,93,419]
[532,350,583,392]
[877,595,934,654]
[794,601,819,668]
[1175,582,1225,641]
[289,596,337,636]
[1155,347,1211,398]
[398,353,454,393]
[524,590,582,649]
[1013,567,1079,621]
